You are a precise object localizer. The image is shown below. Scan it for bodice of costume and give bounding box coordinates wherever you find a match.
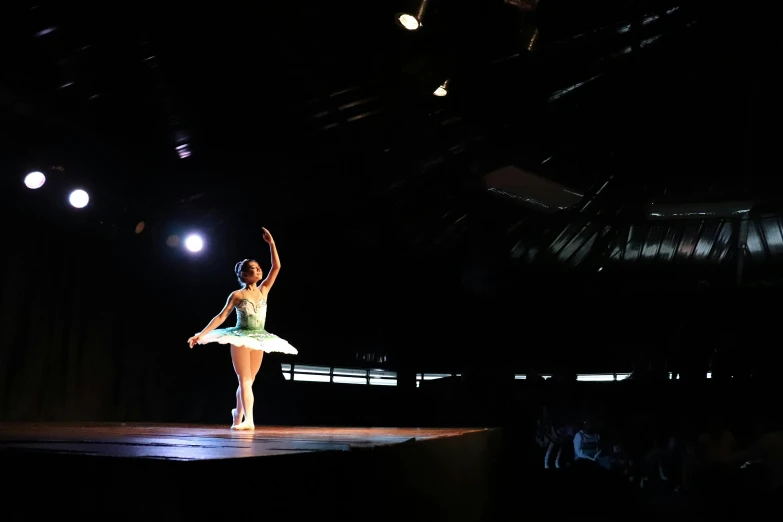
[235,298,267,330]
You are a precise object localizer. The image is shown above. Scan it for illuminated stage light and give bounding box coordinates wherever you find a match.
[395,0,428,31]
[24,171,46,189]
[69,189,89,208]
[397,14,420,30]
[184,234,204,252]
[176,143,191,159]
[433,79,449,97]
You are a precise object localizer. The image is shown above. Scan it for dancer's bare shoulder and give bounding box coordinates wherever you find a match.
[216,291,242,320]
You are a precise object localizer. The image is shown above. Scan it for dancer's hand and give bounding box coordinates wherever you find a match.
[187,334,200,349]
[262,227,274,244]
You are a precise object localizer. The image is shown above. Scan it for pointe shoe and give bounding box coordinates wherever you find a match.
[231,421,255,431]
[231,408,243,427]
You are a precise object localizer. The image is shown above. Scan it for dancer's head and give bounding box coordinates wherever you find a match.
[235,259,262,286]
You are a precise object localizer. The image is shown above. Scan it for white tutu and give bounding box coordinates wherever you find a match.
[197,297,298,355]
[198,326,298,354]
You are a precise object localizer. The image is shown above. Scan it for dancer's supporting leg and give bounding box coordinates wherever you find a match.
[230,345,255,430]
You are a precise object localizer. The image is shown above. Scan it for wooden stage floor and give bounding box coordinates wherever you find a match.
[0,423,486,460]
[0,423,499,520]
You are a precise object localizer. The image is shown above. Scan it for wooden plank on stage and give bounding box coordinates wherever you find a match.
[0,423,487,461]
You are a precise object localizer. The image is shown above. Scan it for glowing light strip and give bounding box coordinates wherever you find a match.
[282,369,712,385]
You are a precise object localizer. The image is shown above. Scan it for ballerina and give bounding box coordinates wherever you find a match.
[188,227,297,430]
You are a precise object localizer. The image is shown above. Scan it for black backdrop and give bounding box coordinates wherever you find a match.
[0,207,471,423]
[1,202,778,423]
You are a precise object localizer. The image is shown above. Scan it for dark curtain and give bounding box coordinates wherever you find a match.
[0,218,224,422]
[0,227,117,420]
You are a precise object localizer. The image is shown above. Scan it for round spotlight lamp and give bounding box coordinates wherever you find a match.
[433,79,450,97]
[184,234,204,253]
[69,189,90,208]
[395,0,429,31]
[24,171,46,189]
[396,13,420,30]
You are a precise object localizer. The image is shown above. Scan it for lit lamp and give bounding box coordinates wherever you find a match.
[395,0,429,31]
[433,79,450,97]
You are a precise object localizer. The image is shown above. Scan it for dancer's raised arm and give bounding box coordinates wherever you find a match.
[188,291,240,348]
[259,227,280,295]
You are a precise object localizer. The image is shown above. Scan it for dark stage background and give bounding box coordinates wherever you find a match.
[2,1,782,424]
[0,208,778,424]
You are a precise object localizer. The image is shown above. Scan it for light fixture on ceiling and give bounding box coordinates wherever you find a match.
[433,79,450,97]
[24,171,46,189]
[504,0,539,12]
[68,189,90,209]
[395,0,429,31]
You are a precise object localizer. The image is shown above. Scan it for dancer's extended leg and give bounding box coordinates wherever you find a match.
[230,345,255,430]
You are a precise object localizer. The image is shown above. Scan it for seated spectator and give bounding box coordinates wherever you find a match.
[574,419,631,473]
[535,407,556,468]
[546,424,577,469]
[536,407,569,469]
[574,419,603,464]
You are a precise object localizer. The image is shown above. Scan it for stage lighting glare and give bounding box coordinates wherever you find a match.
[397,14,420,30]
[176,143,191,159]
[396,0,428,31]
[69,189,89,208]
[166,235,180,247]
[185,234,204,252]
[24,171,46,189]
[433,79,449,97]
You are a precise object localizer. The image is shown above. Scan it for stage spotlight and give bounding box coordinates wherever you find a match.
[396,0,429,31]
[135,221,145,234]
[176,143,191,159]
[433,79,449,97]
[68,189,89,208]
[397,14,420,30]
[24,171,46,189]
[184,234,203,252]
[175,131,192,159]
